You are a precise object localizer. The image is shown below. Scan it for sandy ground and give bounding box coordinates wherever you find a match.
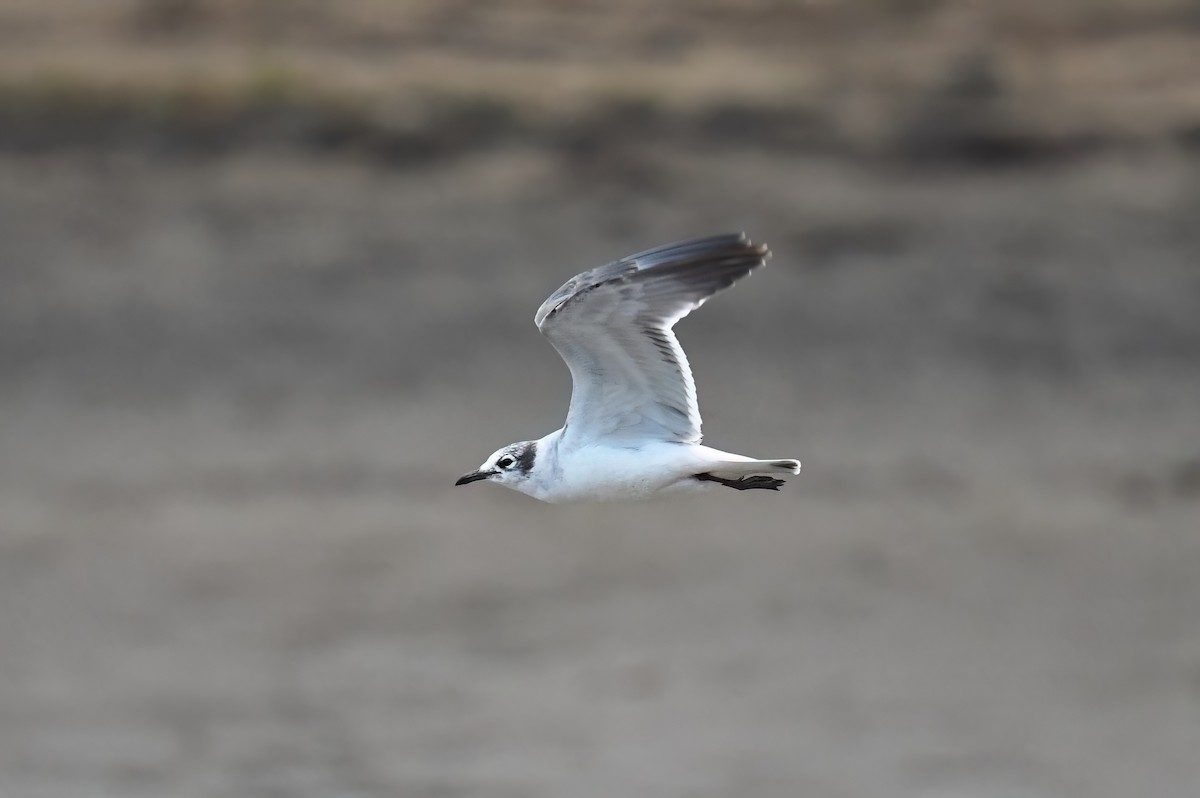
[1,145,1199,797]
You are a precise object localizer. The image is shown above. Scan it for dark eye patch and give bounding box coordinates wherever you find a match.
[497,456,514,469]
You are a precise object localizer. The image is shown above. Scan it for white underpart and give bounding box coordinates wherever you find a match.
[522,438,794,504]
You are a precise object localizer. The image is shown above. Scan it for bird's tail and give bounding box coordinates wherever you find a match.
[707,458,801,478]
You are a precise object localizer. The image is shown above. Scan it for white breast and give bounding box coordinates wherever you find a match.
[530,441,712,503]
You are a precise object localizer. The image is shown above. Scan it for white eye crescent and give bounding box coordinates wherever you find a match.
[497,456,514,469]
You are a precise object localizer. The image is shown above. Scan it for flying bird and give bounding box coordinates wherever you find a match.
[455,233,800,502]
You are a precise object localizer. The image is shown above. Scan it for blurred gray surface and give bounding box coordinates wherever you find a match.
[1,148,1199,798]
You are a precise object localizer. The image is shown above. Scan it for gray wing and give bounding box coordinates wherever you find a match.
[535,233,770,447]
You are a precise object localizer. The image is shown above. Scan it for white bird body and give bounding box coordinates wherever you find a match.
[456,234,800,503]
[516,435,774,504]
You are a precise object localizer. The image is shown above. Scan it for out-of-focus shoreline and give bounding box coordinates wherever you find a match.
[1,0,1198,165]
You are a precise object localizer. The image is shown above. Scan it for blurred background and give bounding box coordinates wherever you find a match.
[2,1,1199,796]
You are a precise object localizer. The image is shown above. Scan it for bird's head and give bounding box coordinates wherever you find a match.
[455,441,538,492]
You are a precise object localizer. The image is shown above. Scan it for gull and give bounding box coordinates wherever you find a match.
[455,233,800,503]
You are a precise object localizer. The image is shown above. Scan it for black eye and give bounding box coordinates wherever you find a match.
[497,456,514,469]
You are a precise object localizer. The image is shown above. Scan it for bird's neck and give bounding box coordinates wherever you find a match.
[516,429,564,500]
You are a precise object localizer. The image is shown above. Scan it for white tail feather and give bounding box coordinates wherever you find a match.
[708,458,801,478]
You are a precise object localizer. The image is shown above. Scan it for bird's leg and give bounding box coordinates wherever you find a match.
[693,473,785,491]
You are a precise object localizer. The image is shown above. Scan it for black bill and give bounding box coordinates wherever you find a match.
[454,470,494,486]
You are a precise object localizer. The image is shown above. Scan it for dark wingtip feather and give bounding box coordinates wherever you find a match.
[536,233,772,329]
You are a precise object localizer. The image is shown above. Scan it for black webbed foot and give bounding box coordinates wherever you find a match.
[694,473,785,491]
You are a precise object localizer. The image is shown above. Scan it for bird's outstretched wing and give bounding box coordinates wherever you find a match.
[535,233,769,447]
